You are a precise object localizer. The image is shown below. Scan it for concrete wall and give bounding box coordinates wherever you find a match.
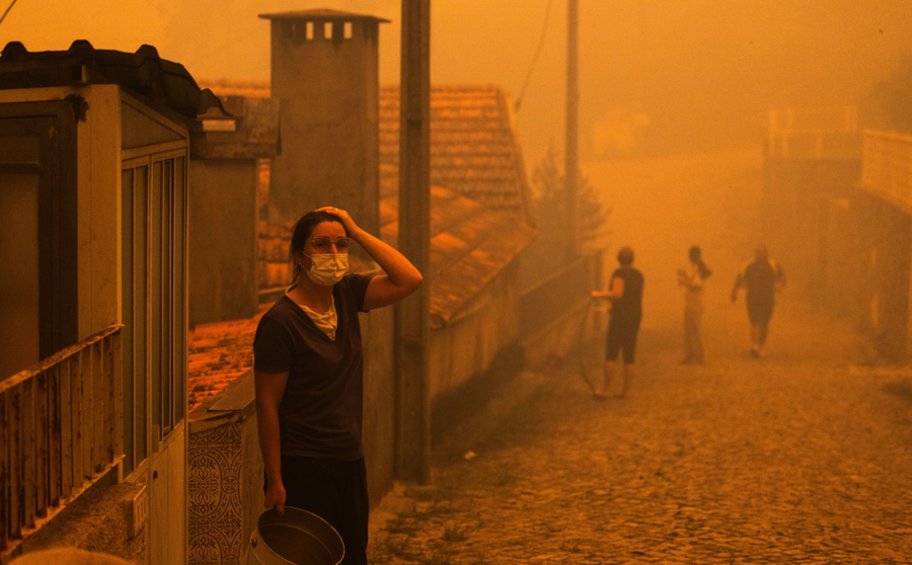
[19,473,146,564]
[822,196,869,323]
[77,85,121,339]
[189,160,259,327]
[267,16,382,233]
[768,156,912,360]
[854,193,912,359]
[429,266,522,400]
[761,157,861,302]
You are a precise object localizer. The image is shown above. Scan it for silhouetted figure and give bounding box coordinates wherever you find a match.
[254,207,422,564]
[677,245,712,364]
[730,244,786,357]
[591,246,644,399]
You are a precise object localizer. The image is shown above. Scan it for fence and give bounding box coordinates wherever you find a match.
[860,129,912,213]
[0,324,124,552]
[767,106,861,160]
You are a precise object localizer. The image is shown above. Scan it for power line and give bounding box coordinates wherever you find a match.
[0,0,19,27]
[515,0,554,112]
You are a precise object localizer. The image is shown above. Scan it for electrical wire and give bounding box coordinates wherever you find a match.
[0,0,19,27]
[514,0,554,112]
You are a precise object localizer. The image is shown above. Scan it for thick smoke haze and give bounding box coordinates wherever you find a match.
[4,0,911,165]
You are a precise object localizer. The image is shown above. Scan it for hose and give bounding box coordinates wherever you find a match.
[577,297,609,398]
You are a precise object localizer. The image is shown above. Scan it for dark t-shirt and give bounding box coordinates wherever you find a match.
[253,273,374,460]
[610,266,644,324]
[743,259,782,307]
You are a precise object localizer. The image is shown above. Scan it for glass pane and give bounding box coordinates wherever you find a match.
[0,130,38,163]
[173,156,186,421]
[121,168,135,472]
[135,166,148,461]
[151,160,162,439]
[162,159,173,435]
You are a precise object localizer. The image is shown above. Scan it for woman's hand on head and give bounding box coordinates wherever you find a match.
[315,206,361,237]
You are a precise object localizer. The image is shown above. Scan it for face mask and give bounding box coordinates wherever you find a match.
[303,253,348,286]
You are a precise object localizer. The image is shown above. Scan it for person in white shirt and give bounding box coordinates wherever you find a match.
[677,245,711,364]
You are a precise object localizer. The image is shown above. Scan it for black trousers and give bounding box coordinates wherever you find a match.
[279,455,369,565]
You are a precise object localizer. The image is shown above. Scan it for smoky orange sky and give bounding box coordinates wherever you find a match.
[4,0,912,165]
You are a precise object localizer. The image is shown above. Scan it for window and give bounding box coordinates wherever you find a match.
[0,105,78,380]
[122,151,187,470]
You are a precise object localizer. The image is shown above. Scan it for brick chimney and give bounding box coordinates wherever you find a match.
[259,9,388,233]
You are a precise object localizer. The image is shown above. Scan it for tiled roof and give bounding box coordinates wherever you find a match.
[1,40,225,120]
[201,80,535,222]
[188,307,264,414]
[379,165,536,327]
[379,85,534,222]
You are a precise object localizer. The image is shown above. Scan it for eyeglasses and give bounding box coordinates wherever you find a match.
[309,236,352,252]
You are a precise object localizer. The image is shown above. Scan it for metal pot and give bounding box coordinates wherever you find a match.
[245,506,345,565]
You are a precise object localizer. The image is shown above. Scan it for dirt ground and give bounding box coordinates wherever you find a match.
[367,148,912,563]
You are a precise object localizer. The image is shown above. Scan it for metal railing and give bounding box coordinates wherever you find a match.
[769,106,858,133]
[767,106,861,160]
[859,129,912,212]
[0,324,124,552]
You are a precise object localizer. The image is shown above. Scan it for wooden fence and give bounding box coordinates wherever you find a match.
[0,324,124,552]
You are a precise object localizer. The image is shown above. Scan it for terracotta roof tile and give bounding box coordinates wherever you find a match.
[201,80,534,223]
[187,309,264,412]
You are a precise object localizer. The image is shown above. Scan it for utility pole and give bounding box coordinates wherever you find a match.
[396,0,431,484]
[565,0,579,260]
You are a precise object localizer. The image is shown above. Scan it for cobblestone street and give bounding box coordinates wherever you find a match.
[368,149,912,563]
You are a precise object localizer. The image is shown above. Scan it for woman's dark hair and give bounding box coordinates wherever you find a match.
[689,245,712,279]
[289,210,348,281]
[617,246,634,266]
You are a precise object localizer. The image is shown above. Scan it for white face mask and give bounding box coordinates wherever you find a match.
[303,253,348,286]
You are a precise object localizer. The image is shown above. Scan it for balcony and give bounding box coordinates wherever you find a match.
[767,106,861,161]
[859,129,912,214]
[0,324,123,554]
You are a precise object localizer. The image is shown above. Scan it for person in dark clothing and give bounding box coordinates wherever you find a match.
[730,244,786,357]
[591,245,644,399]
[254,206,422,564]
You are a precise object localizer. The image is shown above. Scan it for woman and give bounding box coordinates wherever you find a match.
[253,206,422,564]
[591,246,644,399]
[677,245,711,364]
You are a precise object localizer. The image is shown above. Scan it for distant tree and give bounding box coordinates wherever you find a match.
[531,144,611,253]
[863,57,912,133]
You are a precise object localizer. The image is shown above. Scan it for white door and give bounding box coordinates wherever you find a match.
[150,421,187,564]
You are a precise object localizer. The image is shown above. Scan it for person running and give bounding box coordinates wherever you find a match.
[677,245,712,364]
[730,244,786,357]
[591,246,644,399]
